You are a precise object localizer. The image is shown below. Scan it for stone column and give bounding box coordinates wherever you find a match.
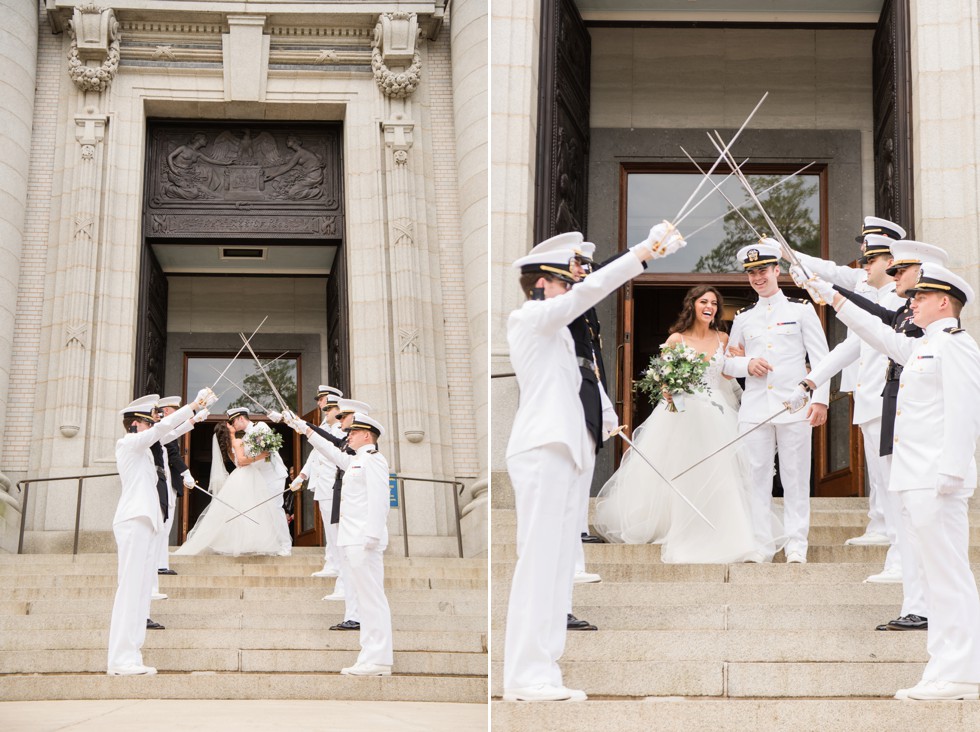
[374,12,428,445]
[55,6,119,442]
[490,0,541,476]
[449,0,489,532]
[0,0,39,504]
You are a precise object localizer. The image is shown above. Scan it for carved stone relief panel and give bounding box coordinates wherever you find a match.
[145,122,344,239]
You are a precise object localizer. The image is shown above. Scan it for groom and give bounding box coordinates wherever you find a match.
[723,240,829,563]
[226,407,291,556]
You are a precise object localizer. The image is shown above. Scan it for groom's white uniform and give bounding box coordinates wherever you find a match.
[724,288,829,560]
[244,420,291,553]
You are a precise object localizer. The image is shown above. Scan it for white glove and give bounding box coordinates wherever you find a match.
[364,536,380,551]
[281,409,296,423]
[937,473,965,496]
[784,384,810,413]
[181,470,195,489]
[637,221,686,259]
[194,387,218,408]
[288,417,309,435]
[289,475,305,492]
[799,275,835,305]
[267,411,283,424]
[191,408,209,424]
[788,264,809,289]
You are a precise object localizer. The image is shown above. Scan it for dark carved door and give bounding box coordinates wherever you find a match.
[326,244,350,395]
[872,0,914,233]
[534,0,591,242]
[134,244,168,398]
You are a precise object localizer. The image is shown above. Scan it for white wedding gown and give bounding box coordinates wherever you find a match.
[594,339,783,563]
[174,440,283,557]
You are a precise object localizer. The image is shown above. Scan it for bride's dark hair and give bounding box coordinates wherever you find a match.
[668,285,727,334]
[215,422,234,463]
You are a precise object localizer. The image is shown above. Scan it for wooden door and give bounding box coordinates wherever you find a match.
[134,244,167,397]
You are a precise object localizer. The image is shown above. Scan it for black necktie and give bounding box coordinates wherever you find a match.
[150,441,169,522]
[329,438,348,525]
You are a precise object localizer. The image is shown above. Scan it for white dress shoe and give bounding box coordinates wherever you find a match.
[107,664,157,676]
[312,567,339,578]
[864,566,903,584]
[503,684,574,702]
[906,680,980,701]
[573,570,602,584]
[341,663,391,676]
[277,548,292,557]
[322,592,346,601]
[845,531,890,546]
[560,686,587,701]
[785,552,806,564]
[150,592,168,600]
[743,552,767,563]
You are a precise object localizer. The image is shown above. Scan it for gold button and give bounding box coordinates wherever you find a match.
[894,437,899,443]
[767,344,773,349]
[768,326,773,330]
[896,410,902,416]
[856,383,861,388]
[767,385,774,390]
[900,383,905,388]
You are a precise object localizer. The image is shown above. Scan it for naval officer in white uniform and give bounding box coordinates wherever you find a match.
[804,264,980,701]
[502,222,685,702]
[286,411,394,675]
[108,388,213,675]
[723,241,830,563]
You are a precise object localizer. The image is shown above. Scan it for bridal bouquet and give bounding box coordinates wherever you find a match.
[635,342,709,413]
[243,422,283,461]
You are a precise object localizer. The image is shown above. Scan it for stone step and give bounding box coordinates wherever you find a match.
[0,647,486,676]
[0,564,486,579]
[497,581,903,606]
[0,628,485,654]
[0,673,487,704]
[0,611,489,632]
[4,583,483,601]
[490,660,923,698]
[488,629,925,663]
[490,604,906,631]
[1,597,486,618]
[0,573,485,589]
[491,699,980,731]
[0,551,486,565]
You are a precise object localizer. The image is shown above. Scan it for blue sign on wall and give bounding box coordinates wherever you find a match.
[389,473,398,507]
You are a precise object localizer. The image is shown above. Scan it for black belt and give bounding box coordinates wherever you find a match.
[329,470,344,524]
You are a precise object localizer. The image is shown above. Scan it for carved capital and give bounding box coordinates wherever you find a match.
[74,112,108,148]
[372,12,422,98]
[67,6,121,93]
[383,120,415,154]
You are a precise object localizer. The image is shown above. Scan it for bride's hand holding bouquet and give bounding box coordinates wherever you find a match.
[635,342,709,413]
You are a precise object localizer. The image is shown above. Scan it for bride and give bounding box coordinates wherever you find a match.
[174,422,285,556]
[593,285,782,563]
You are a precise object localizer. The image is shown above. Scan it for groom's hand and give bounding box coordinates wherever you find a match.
[806,402,828,427]
[747,358,773,377]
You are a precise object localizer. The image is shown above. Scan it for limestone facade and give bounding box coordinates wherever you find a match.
[490,0,980,480]
[0,0,487,558]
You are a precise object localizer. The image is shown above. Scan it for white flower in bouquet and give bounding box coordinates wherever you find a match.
[243,422,284,461]
[634,342,710,413]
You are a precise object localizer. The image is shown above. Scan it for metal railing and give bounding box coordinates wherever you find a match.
[391,476,465,558]
[16,472,119,555]
[16,472,468,559]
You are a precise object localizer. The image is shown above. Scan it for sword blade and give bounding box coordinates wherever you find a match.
[209,316,268,390]
[672,91,768,222]
[225,487,291,523]
[207,350,288,413]
[679,148,762,238]
[683,162,816,241]
[672,162,749,229]
[671,405,790,481]
[240,334,291,413]
[614,430,717,531]
[188,482,260,525]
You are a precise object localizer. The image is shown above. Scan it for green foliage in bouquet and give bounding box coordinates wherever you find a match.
[634,342,710,411]
[243,423,284,461]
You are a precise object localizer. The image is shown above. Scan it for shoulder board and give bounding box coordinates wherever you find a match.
[944,327,966,334]
[787,297,810,305]
[735,302,757,315]
[367,448,378,454]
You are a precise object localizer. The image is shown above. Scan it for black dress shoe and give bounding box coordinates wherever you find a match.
[157,568,177,575]
[330,620,360,631]
[146,619,165,630]
[886,614,928,631]
[580,533,604,544]
[566,613,597,631]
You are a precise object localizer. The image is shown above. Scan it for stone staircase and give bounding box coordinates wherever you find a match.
[490,473,980,730]
[0,548,487,703]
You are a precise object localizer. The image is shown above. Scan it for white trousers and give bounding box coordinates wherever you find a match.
[316,499,343,576]
[264,480,292,551]
[504,443,592,690]
[570,445,596,612]
[320,500,355,620]
[861,419,902,572]
[889,455,927,617]
[344,545,393,667]
[108,517,158,670]
[151,504,175,596]
[901,489,980,683]
[739,420,811,558]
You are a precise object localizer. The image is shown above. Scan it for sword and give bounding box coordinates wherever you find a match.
[683,162,816,241]
[672,91,768,224]
[207,350,289,413]
[679,148,762,238]
[186,482,260,525]
[671,163,750,229]
[225,485,295,523]
[609,425,717,531]
[240,334,292,413]
[671,405,791,481]
[209,316,268,391]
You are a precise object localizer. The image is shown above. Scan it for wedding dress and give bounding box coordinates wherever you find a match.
[594,337,783,562]
[174,434,283,556]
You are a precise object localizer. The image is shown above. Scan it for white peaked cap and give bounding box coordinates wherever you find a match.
[887,240,949,270]
[119,394,159,417]
[907,263,974,306]
[737,240,781,270]
[858,216,906,242]
[157,396,182,409]
[349,412,385,438]
[336,398,371,415]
